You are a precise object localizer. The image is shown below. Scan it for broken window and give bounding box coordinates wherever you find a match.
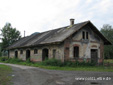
[53,49,56,58]
[73,46,79,58]
[34,49,38,54]
[20,50,23,54]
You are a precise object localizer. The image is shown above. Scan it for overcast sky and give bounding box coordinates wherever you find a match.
[0,0,113,37]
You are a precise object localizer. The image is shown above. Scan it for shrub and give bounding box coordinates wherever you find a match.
[42,58,63,66]
[6,58,22,63]
[0,57,96,67]
[0,57,9,61]
[26,59,31,63]
[63,60,96,67]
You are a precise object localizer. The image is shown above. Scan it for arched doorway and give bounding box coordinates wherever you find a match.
[15,51,18,58]
[26,50,30,60]
[42,48,49,61]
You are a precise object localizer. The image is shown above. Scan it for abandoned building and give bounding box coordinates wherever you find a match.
[7,19,111,64]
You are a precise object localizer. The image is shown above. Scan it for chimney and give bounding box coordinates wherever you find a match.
[70,18,75,26]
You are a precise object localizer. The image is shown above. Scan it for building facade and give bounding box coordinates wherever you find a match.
[7,19,111,64]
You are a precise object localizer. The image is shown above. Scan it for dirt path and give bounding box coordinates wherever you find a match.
[0,63,113,85]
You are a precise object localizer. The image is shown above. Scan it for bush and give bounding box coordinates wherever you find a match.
[63,60,96,67]
[42,59,96,67]
[6,58,23,63]
[26,59,31,63]
[42,58,63,67]
[0,57,9,61]
[0,57,96,67]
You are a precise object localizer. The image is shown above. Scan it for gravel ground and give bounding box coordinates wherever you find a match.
[0,63,113,85]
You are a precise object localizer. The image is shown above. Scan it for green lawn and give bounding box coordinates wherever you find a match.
[0,64,12,85]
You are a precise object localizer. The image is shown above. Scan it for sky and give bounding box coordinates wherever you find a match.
[0,0,113,37]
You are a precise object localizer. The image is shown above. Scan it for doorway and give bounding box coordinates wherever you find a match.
[26,50,30,60]
[15,51,18,58]
[91,49,98,63]
[42,48,49,61]
[73,46,79,58]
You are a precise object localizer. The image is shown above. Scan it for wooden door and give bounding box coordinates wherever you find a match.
[91,49,98,63]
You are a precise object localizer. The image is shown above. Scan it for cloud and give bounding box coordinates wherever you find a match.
[0,0,113,36]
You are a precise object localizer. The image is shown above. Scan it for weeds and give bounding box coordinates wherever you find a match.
[0,57,113,72]
[0,57,96,67]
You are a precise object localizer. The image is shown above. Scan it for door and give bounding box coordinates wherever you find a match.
[26,50,30,60]
[73,46,79,59]
[91,49,98,63]
[42,48,49,61]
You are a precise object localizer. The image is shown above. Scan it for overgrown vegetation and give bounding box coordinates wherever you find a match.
[100,24,113,59]
[0,57,96,67]
[0,64,12,85]
[0,57,113,72]
[42,58,96,67]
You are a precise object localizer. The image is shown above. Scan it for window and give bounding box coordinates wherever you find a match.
[20,50,23,54]
[82,31,89,39]
[34,49,38,54]
[86,32,88,39]
[73,46,79,58]
[82,31,85,39]
[53,49,56,58]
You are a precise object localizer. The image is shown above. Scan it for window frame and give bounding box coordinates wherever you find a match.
[82,31,89,40]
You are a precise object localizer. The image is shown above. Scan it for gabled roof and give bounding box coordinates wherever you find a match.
[7,21,111,49]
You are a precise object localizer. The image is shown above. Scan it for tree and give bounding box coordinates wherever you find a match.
[0,23,21,51]
[100,24,113,59]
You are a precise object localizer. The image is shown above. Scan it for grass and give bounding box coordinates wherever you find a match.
[0,64,12,85]
[104,59,113,64]
[37,65,113,72]
[0,57,113,72]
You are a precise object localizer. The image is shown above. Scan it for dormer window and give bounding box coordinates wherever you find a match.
[82,31,89,39]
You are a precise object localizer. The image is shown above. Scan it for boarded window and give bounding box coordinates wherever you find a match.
[34,49,38,54]
[53,49,56,58]
[20,50,23,54]
[82,31,85,39]
[73,46,79,58]
[86,32,88,39]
